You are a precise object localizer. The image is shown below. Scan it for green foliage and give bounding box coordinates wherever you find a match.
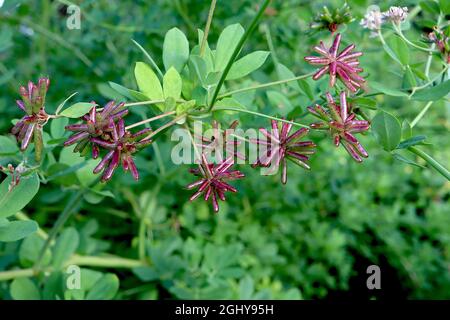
[372,111,402,151]
[0,0,448,301]
[59,102,95,118]
[0,173,40,219]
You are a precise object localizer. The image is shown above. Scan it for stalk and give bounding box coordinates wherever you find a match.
[125,111,176,130]
[200,0,217,56]
[410,101,433,127]
[213,107,309,128]
[208,0,272,110]
[217,72,315,99]
[408,146,450,181]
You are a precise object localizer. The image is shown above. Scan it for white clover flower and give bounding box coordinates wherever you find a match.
[360,7,384,31]
[383,6,408,24]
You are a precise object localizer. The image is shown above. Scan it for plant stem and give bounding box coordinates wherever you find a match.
[213,107,309,128]
[184,123,203,164]
[408,146,450,181]
[218,72,315,99]
[124,100,166,107]
[143,115,186,140]
[208,0,272,110]
[125,111,176,130]
[411,101,433,127]
[34,188,85,271]
[393,24,436,53]
[67,254,144,269]
[408,65,449,97]
[0,269,35,281]
[0,255,146,282]
[200,0,217,56]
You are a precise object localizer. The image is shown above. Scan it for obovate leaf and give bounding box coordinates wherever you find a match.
[412,80,450,101]
[0,173,40,219]
[397,135,427,149]
[214,24,245,72]
[10,278,41,300]
[163,27,189,73]
[0,220,38,242]
[134,62,164,110]
[60,102,96,118]
[0,135,19,155]
[226,51,270,80]
[389,36,409,66]
[52,227,80,269]
[163,67,182,101]
[372,111,402,151]
[370,82,409,97]
[86,274,120,300]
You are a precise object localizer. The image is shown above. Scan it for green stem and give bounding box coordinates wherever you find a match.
[67,255,144,269]
[143,114,186,140]
[0,269,35,281]
[208,0,272,110]
[411,101,433,127]
[218,72,315,99]
[125,111,176,130]
[124,100,166,107]
[409,65,449,97]
[34,188,85,271]
[213,107,309,128]
[0,255,145,282]
[200,0,217,56]
[408,146,450,181]
[393,24,436,53]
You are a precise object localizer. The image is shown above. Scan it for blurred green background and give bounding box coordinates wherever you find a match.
[0,0,449,299]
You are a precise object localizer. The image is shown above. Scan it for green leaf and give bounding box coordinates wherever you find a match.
[52,227,80,269]
[0,173,40,219]
[0,135,19,155]
[19,233,52,267]
[351,97,377,110]
[10,278,41,300]
[439,0,450,14]
[227,51,270,80]
[163,27,189,73]
[134,62,164,109]
[86,274,120,300]
[60,102,96,118]
[403,66,417,89]
[389,36,409,66]
[0,220,38,242]
[420,0,441,14]
[402,120,413,139]
[239,276,254,299]
[51,117,69,139]
[370,82,409,97]
[189,55,208,85]
[108,82,134,100]
[55,92,78,115]
[397,135,427,149]
[163,67,182,100]
[215,24,245,72]
[412,80,450,101]
[392,152,425,168]
[372,111,402,151]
